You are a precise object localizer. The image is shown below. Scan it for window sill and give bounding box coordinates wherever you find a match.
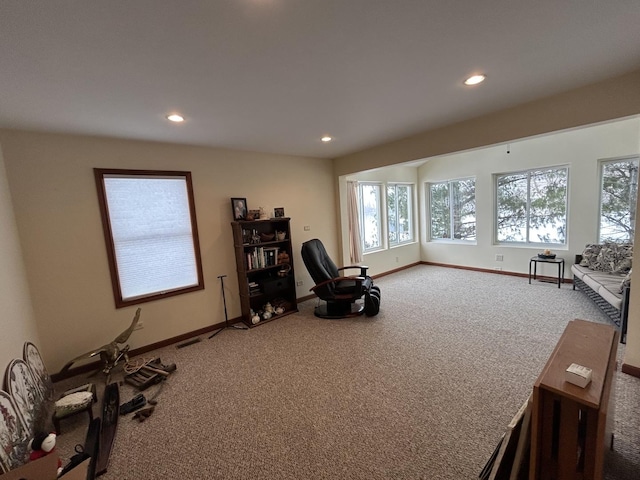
[494,242,568,251]
[389,240,418,249]
[428,239,477,246]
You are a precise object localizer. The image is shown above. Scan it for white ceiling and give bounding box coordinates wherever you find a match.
[1,1,639,159]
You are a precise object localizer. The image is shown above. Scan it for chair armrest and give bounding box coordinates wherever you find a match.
[338,265,369,276]
[309,275,364,292]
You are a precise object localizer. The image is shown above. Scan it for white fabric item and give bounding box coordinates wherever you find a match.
[54,391,93,417]
[103,175,199,300]
[347,181,363,264]
[597,285,623,310]
[570,264,593,280]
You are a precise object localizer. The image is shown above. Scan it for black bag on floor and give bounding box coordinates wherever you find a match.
[364,288,381,316]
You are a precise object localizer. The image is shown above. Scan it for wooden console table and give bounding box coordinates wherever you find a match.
[530,319,618,480]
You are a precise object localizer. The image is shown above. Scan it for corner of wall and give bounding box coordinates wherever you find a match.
[0,139,40,369]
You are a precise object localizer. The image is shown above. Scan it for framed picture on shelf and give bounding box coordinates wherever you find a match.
[248,209,261,221]
[274,207,285,218]
[231,198,247,220]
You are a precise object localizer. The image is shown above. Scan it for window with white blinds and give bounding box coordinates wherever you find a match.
[95,169,204,307]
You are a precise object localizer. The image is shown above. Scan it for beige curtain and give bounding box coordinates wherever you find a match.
[347,181,363,264]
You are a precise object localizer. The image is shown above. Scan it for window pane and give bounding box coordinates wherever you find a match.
[388,184,413,246]
[452,179,476,240]
[600,159,639,243]
[431,179,475,241]
[528,169,567,243]
[96,170,204,307]
[360,184,381,251]
[497,173,527,242]
[496,168,567,244]
[396,185,412,243]
[387,185,398,244]
[430,182,450,239]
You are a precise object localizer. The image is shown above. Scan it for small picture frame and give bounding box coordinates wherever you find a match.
[274,207,285,218]
[231,198,247,220]
[248,209,261,221]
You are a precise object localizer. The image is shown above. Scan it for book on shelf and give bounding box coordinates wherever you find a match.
[246,246,280,270]
[248,280,260,295]
[263,246,279,267]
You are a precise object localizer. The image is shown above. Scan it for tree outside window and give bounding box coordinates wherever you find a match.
[429,178,476,241]
[496,167,567,244]
[387,184,414,246]
[599,157,639,243]
[358,183,382,252]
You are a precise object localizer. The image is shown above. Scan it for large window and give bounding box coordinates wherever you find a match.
[387,184,414,246]
[429,178,476,241]
[496,167,568,244]
[95,169,204,308]
[599,157,639,243]
[358,183,383,252]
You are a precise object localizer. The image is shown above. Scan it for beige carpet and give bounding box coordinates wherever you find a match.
[54,265,640,479]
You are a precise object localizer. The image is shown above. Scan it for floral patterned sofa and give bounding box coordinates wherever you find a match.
[571,243,632,343]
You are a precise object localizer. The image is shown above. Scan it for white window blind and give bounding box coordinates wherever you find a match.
[97,171,203,306]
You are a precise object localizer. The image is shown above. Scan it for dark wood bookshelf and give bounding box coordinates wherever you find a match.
[231,218,298,327]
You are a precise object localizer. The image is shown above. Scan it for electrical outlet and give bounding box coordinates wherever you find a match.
[296,281,303,286]
[304,226,310,231]
[494,267,503,271]
[134,321,144,330]
[395,256,399,263]
[495,254,504,261]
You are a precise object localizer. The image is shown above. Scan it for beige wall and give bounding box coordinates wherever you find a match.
[0,140,40,368]
[0,130,336,372]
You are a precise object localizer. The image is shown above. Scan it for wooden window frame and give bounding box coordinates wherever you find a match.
[94,168,205,308]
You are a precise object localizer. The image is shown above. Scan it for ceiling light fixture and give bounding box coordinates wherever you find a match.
[321,136,332,142]
[166,114,185,123]
[464,74,486,86]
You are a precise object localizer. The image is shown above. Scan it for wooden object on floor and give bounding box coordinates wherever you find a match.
[480,396,531,480]
[125,367,162,391]
[488,396,531,480]
[529,319,618,480]
[95,382,119,476]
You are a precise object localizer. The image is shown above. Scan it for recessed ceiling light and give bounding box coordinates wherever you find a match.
[166,114,185,123]
[464,74,486,86]
[321,136,332,142]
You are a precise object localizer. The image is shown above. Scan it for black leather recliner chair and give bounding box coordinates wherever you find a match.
[301,239,380,318]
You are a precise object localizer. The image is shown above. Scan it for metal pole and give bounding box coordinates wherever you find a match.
[209,275,247,339]
[219,275,229,325]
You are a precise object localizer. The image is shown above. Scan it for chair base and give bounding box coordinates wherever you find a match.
[314,301,364,319]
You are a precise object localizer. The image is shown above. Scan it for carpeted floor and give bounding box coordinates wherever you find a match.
[54,265,640,479]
